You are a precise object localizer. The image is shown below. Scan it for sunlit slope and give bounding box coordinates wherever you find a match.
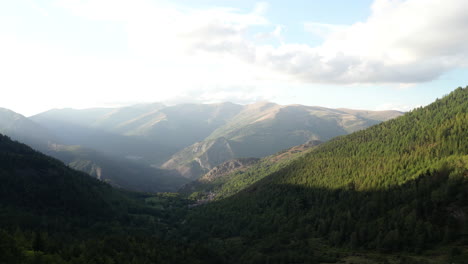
[182,140,321,200]
[268,87,467,190]
[185,87,468,258]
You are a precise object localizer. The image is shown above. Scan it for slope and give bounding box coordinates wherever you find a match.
[0,133,220,263]
[47,144,189,192]
[31,112,174,165]
[116,102,244,150]
[31,102,244,165]
[182,140,322,201]
[162,137,236,179]
[0,133,131,218]
[184,87,468,262]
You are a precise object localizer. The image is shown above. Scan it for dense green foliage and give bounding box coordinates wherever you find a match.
[183,87,468,263]
[0,135,220,263]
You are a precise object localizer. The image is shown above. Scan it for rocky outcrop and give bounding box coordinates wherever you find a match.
[161,137,236,179]
[200,157,260,182]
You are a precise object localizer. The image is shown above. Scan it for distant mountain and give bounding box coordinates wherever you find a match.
[91,103,166,130]
[165,104,402,179]
[0,107,56,148]
[0,108,187,192]
[31,108,174,166]
[206,103,402,154]
[113,102,243,150]
[162,137,236,178]
[31,102,244,165]
[30,102,402,180]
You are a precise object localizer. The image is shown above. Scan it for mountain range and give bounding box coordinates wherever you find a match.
[0,102,403,190]
[162,103,402,179]
[0,107,188,192]
[0,87,466,263]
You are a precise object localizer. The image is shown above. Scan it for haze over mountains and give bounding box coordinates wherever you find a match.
[0,102,401,191]
[0,107,188,192]
[0,108,57,148]
[28,102,402,180]
[162,103,402,179]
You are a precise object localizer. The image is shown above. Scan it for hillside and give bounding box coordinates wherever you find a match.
[165,104,402,179]
[47,144,189,192]
[162,137,236,179]
[182,140,322,200]
[0,133,131,218]
[31,113,175,166]
[0,133,219,263]
[115,102,243,149]
[200,157,261,182]
[207,103,401,143]
[184,87,468,263]
[31,102,244,165]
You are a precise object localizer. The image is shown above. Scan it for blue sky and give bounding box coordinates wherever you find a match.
[0,0,467,116]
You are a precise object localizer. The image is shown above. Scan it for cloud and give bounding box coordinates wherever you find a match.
[304,22,348,39]
[160,0,468,84]
[53,0,468,85]
[2,0,468,116]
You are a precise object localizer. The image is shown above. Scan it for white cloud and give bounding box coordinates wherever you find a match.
[152,0,468,84]
[28,0,468,86]
[304,22,348,39]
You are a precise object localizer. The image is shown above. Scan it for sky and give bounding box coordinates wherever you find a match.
[0,0,467,116]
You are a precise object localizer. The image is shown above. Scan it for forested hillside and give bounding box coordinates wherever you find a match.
[47,144,189,192]
[182,140,321,201]
[0,134,215,263]
[183,87,468,263]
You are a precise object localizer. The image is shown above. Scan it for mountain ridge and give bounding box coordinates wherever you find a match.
[164,103,403,179]
[0,108,188,192]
